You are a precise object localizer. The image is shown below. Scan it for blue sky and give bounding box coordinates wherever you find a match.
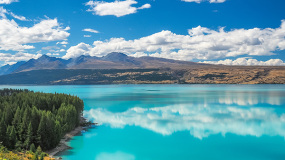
[0,0,285,66]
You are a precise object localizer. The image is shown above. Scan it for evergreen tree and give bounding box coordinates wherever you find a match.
[3,103,13,125]
[0,118,6,144]
[19,107,31,141]
[15,140,23,151]
[24,122,33,149]
[37,114,46,149]
[36,146,42,155]
[12,107,21,129]
[31,106,40,136]
[30,143,36,153]
[54,120,62,143]
[0,89,84,151]
[6,126,17,149]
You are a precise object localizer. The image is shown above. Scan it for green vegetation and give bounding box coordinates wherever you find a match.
[0,141,53,160]
[0,88,84,151]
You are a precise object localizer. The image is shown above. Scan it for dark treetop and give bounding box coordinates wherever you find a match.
[0,89,84,151]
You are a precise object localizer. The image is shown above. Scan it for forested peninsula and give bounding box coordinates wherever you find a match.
[0,89,84,159]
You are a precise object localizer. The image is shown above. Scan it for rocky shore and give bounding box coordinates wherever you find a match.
[46,117,96,159]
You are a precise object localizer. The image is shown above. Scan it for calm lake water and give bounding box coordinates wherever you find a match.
[1,84,285,160]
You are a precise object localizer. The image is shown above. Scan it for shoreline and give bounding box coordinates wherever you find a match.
[46,126,83,158]
[46,118,96,159]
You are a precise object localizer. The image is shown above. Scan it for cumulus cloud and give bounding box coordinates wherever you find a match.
[0,0,18,4]
[0,18,70,51]
[64,42,92,59]
[85,103,285,139]
[182,0,226,3]
[85,0,151,17]
[0,52,42,66]
[63,20,285,61]
[130,52,147,58]
[83,28,99,33]
[201,58,285,66]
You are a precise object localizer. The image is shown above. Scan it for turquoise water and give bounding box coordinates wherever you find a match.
[1,85,285,160]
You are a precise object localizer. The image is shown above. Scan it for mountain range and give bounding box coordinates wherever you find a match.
[0,52,284,85]
[0,52,205,75]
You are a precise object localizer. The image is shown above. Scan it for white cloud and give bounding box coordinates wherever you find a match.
[0,52,42,65]
[9,12,28,21]
[56,41,68,45]
[84,35,92,38]
[83,28,99,33]
[85,103,285,139]
[0,6,7,18]
[85,0,151,17]
[137,3,151,9]
[201,58,285,66]
[182,0,226,3]
[3,61,17,66]
[42,46,60,50]
[130,52,147,57]
[46,53,60,56]
[0,0,18,4]
[0,6,28,21]
[64,26,70,31]
[63,20,285,62]
[63,42,92,59]
[0,18,70,51]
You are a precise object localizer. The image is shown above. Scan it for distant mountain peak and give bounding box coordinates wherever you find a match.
[108,52,127,56]
[102,52,129,62]
[42,54,50,57]
[37,55,67,64]
[39,54,51,59]
[78,55,91,58]
[105,52,127,58]
[71,55,94,65]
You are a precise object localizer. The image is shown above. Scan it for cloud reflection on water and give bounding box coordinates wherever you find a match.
[85,104,285,139]
[95,151,135,160]
[218,91,282,106]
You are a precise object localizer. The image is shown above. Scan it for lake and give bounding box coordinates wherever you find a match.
[1,84,285,160]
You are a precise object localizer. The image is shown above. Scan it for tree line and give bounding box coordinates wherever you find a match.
[0,89,84,151]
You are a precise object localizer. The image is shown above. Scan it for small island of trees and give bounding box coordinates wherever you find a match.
[0,88,84,159]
